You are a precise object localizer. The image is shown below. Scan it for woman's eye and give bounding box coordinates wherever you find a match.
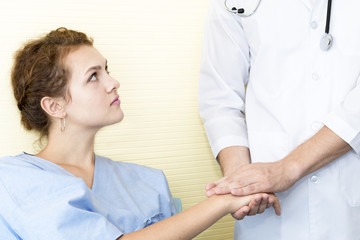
[89,73,97,81]
[105,66,110,74]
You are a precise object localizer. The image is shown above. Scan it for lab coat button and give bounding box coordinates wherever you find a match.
[310,175,319,183]
[310,21,318,29]
[312,73,320,81]
[311,122,323,131]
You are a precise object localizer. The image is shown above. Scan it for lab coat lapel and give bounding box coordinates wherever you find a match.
[300,0,316,11]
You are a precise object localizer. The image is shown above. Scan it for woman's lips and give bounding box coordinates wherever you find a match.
[111,96,120,106]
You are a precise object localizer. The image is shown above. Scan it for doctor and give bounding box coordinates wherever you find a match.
[199,0,360,239]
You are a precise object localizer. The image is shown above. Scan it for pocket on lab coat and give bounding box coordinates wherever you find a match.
[339,151,360,206]
[248,131,290,163]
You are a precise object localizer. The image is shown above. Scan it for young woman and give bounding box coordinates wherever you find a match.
[0,28,280,240]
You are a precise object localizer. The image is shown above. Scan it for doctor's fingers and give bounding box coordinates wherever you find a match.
[216,175,252,191]
[214,174,253,189]
[207,173,259,196]
[205,176,234,196]
[212,179,258,196]
[205,182,217,191]
[213,175,229,186]
[205,177,229,196]
[230,181,272,196]
[205,182,219,197]
[205,176,229,197]
[215,163,271,188]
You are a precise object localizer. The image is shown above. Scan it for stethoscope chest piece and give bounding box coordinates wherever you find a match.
[320,0,333,51]
[320,33,333,51]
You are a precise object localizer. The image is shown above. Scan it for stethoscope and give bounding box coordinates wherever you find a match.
[224,0,334,51]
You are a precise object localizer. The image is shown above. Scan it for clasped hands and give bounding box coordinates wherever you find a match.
[206,161,296,220]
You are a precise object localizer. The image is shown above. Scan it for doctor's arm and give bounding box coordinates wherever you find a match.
[207,73,360,196]
[207,126,351,197]
[118,193,280,240]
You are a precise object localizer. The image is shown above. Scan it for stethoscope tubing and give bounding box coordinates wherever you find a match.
[224,0,261,17]
[224,0,333,51]
[325,0,332,34]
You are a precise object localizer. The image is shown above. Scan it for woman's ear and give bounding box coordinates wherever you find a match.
[40,96,66,119]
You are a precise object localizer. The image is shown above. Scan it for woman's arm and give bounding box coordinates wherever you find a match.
[118,193,279,240]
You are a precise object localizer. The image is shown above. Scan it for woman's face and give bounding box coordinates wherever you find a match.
[63,45,124,132]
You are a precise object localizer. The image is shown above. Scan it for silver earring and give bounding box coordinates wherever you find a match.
[60,118,66,132]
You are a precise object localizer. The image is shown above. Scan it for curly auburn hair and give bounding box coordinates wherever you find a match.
[11,27,93,138]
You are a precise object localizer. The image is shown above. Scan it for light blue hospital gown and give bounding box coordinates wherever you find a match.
[0,153,177,239]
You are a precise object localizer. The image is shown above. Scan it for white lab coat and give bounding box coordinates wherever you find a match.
[199,0,360,239]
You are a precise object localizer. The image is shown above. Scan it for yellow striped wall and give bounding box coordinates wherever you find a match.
[0,0,235,239]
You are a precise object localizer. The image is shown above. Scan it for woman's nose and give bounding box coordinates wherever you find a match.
[106,75,120,93]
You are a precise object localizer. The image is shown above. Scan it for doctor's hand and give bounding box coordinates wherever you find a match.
[206,161,297,198]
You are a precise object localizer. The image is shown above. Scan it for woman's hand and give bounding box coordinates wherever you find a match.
[225,193,281,219]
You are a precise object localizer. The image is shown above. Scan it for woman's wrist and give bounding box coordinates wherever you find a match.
[207,195,231,214]
[210,194,253,214]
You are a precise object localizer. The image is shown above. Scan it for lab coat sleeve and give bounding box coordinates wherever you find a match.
[199,0,250,158]
[323,74,360,154]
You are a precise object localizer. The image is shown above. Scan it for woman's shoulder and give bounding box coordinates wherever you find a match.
[0,152,65,174]
[0,152,38,169]
[0,153,24,162]
[0,153,85,210]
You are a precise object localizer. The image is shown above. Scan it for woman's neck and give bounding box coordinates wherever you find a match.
[36,128,97,188]
[39,130,95,165]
